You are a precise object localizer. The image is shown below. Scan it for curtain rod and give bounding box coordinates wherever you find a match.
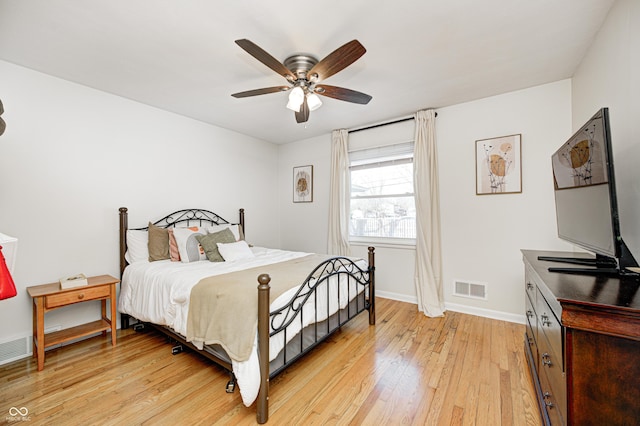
[348,112,437,134]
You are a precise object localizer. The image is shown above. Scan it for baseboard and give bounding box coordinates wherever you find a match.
[376,292,525,324]
[376,290,418,305]
[445,302,525,324]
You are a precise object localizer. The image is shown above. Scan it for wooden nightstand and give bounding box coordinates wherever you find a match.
[27,274,120,371]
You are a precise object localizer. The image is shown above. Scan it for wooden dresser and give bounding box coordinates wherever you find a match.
[522,250,640,425]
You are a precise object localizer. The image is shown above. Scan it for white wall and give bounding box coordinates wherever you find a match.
[0,60,279,345]
[438,80,573,319]
[279,80,574,320]
[572,0,640,261]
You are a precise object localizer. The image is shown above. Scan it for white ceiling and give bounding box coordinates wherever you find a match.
[0,0,614,144]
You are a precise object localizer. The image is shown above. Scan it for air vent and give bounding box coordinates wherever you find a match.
[454,280,487,300]
[0,336,32,365]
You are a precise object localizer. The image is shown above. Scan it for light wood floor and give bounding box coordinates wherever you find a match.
[0,298,541,425]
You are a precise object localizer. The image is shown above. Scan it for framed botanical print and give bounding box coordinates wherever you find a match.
[293,165,313,202]
[475,134,522,195]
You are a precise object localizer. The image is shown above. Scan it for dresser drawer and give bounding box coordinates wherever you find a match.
[536,289,562,369]
[538,327,566,423]
[538,360,565,426]
[524,265,537,306]
[45,285,111,309]
[525,291,537,334]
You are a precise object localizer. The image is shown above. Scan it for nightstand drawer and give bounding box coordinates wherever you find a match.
[45,285,111,309]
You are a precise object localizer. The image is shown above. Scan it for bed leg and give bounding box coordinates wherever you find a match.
[257,273,271,424]
[171,344,183,355]
[226,373,236,393]
[121,313,130,329]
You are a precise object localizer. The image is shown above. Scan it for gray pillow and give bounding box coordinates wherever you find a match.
[196,228,236,262]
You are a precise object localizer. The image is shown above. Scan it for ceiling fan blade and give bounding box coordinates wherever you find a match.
[235,39,296,81]
[0,118,5,136]
[232,86,290,98]
[308,40,366,82]
[0,98,4,115]
[314,85,372,105]
[295,98,310,123]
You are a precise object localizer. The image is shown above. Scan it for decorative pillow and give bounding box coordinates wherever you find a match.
[168,229,179,261]
[171,227,207,263]
[217,240,255,262]
[196,228,237,262]
[148,222,170,261]
[168,226,199,261]
[125,230,149,264]
[206,224,242,241]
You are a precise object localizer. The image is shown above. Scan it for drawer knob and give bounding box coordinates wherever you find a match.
[543,392,555,408]
[526,310,534,318]
[526,283,534,290]
[540,314,552,327]
[78,293,85,300]
[541,352,552,367]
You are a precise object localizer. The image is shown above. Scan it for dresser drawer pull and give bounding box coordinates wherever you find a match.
[526,310,534,318]
[540,314,552,327]
[543,392,555,408]
[541,352,552,367]
[526,282,534,290]
[77,293,85,300]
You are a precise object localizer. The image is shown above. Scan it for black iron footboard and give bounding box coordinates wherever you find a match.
[256,248,375,423]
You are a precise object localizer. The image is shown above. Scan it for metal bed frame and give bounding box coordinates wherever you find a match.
[118,207,375,423]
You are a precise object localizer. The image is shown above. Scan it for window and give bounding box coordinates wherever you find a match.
[349,142,416,243]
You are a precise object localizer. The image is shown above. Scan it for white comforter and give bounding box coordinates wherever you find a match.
[118,246,366,406]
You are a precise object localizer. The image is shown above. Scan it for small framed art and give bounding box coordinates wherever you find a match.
[293,165,313,203]
[475,134,522,195]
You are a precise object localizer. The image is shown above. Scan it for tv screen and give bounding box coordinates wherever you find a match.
[546,107,638,277]
[552,108,616,258]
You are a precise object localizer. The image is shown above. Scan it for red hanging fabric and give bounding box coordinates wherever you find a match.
[0,245,17,300]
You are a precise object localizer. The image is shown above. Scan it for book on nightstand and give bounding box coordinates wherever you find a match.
[60,273,88,289]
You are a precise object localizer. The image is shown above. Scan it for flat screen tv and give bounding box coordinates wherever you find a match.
[541,107,639,278]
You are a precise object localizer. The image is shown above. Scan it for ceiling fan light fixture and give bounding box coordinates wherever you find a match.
[233,39,372,123]
[306,93,322,111]
[286,86,304,112]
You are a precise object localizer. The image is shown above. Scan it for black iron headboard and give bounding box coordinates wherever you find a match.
[118,207,245,277]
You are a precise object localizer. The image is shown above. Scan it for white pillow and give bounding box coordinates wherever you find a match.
[125,230,149,264]
[217,240,254,262]
[172,227,207,263]
[207,224,241,241]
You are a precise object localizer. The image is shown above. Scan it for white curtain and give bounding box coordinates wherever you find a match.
[328,129,351,256]
[414,109,445,317]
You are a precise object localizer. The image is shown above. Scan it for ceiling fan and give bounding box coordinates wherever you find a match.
[231,39,372,123]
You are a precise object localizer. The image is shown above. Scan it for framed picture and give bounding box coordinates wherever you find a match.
[293,165,313,203]
[475,134,522,195]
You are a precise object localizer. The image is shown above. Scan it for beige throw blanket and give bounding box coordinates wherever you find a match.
[186,254,330,362]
